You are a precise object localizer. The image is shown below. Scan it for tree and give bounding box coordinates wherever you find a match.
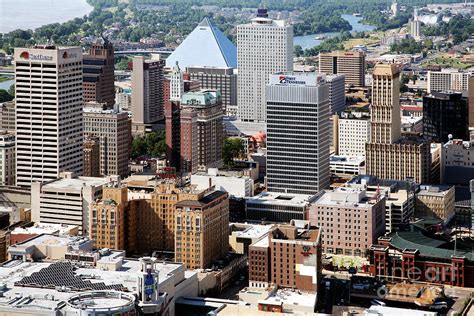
[7,84,15,98]
[0,90,13,103]
[223,138,244,167]
[294,45,304,58]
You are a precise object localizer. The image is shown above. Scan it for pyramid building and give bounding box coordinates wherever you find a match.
[165,18,237,69]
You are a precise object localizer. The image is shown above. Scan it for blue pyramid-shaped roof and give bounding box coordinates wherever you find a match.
[166,18,237,69]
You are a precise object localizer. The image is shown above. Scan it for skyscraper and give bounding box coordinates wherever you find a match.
[83,41,115,107]
[14,46,83,186]
[266,73,330,195]
[237,9,293,123]
[326,74,346,113]
[319,51,366,87]
[366,64,431,183]
[131,56,165,136]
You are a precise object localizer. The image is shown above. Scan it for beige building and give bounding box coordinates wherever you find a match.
[415,185,455,222]
[175,191,229,270]
[0,132,15,186]
[319,51,366,87]
[366,64,431,183]
[131,56,165,135]
[14,46,84,187]
[0,101,15,134]
[89,186,128,250]
[83,102,131,178]
[338,116,370,157]
[310,187,386,256]
[427,69,471,93]
[83,135,100,177]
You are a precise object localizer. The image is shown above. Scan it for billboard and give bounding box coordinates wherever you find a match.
[269,73,325,86]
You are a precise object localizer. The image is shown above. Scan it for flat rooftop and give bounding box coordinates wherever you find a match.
[366,305,437,316]
[246,192,316,206]
[42,177,110,191]
[232,224,272,239]
[11,223,77,235]
[314,188,376,208]
[9,234,91,251]
[417,184,453,197]
[260,289,316,308]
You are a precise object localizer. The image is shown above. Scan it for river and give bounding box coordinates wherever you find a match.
[0,80,14,91]
[294,14,376,50]
[0,0,93,34]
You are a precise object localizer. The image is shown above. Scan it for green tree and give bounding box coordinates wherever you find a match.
[223,138,244,167]
[294,45,304,58]
[0,90,13,103]
[7,84,15,98]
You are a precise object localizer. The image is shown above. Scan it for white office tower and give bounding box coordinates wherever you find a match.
[170,62,184,102]
[237,9,293,123]
[14,46,83,186]
[266,73,331,195]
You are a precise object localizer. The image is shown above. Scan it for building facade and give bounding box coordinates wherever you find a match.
[0,132,15,186]
[366,64,431,184]
[83,136,100,177]
[249,221,321,291]
[175,190,229,269]
[237,9,293,122]
[326,74,346,113]
[266,73,330,195]
[83,102,131,178]
[338,116,370,157]
[441,138,474,185]
[310,187,386,256]
[0,101,15,134]
[319,51,366,87]
[131,56,165,135]
[83,42,115,107]
[423,91,469,143]
[427,69,471,93]
[415,184,455,222]
[14,46,83,186]
[187,66,237,113]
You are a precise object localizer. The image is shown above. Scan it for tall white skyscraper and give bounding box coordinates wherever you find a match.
[237,9,293,123]
[170,62,184,102]
[14,46,83,186]
[266,73,331,195]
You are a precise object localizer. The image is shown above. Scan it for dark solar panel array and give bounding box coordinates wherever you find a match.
[14,262,125,291]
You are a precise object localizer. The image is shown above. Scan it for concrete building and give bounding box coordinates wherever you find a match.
[0,132,15,186]
[83,41,115,107]
[237,9,293,123]
[330,155,366,176]
[427,69,471,93]
[338,116,370,157]
[0,101,15,134]
[319,51,366,87]
[10,223,78,245]
[83,135,100,177]
[131,56,165,135]
[14,46,83,186]
[175,190,229,269]
[89,185,128,251]
[228,223,272,255]
[366,64,431,184]
[187,66,237,113]
[415,184,455,222]
[310,187,386,256]
[441,138,474,185]
[31,172,114,235]
[326,74,346,113]
[181,90,224,172]
[246,192,318,223]
[423,91,469,142]
[409,20,422,40]
[248,220,321,291]
[191,168,254,198]
[83,102,131,178]
[266,73,330,195]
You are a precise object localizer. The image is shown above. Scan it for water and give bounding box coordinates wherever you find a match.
[294,14,376,50]
[0,80,14,91]
[0,0,93,34]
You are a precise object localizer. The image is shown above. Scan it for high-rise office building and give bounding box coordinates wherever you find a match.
[338,116,370,157]
[237,9,293,123]
[131,56,165,136]
[175,190,229,269]
[0,132,15,186]
[83,41,115,107]
[187,66,237,113]
[409,20,421,40]
[180,90,224,172]
[327,74,346,113]
[423,91,469,143]
[266,73,330,195]
[14,46,83,186]
[427,69,471,93]
[319,51,366,87]
[83,135,100,177]
[366,64,431,183]
[83,102,131,178]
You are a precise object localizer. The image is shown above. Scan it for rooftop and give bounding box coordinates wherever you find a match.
[42,177,111,191]
[365,305,437,316]
[417,184,453,196]
[166,17,236,69]
[314,187,379,208]
[11,223,78,236]
[259,288,316,308]
[246,192,317,206]
[231,223,272,239]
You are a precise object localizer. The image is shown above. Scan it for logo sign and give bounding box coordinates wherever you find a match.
[62,51,77,59]
[20,51,53,61]
[278,75,307,85]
